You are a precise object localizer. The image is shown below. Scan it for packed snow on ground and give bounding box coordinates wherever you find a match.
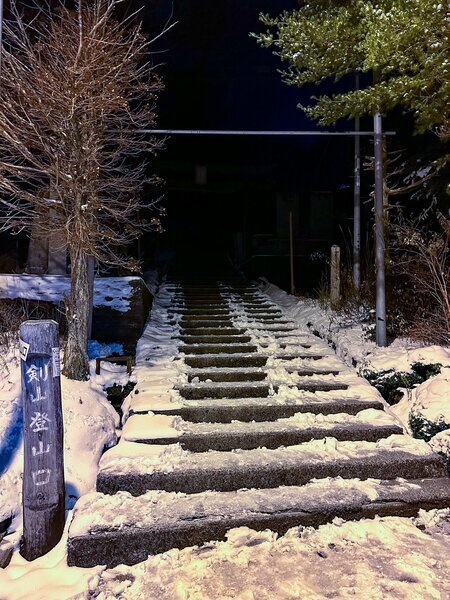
[0,514,103,600]
[0,275,140,312]
[91,511,450,600]
[0,353,120,542]
[2,509,450,600]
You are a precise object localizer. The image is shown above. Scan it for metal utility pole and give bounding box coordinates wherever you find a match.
[374,111,387,346]
[353,75,361,290]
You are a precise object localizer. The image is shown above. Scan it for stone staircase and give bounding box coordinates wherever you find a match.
[67,275,450,569]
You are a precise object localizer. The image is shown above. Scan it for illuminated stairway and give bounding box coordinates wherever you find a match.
[67,276,450,568]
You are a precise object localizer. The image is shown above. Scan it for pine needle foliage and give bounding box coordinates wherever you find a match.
[255,0,449,136]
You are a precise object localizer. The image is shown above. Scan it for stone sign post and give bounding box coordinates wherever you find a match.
[19,320,65,561]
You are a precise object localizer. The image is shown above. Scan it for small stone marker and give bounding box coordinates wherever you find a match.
[330,245,341,307]
[19,320,65,561]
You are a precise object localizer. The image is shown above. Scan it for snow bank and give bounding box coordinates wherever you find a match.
[409,368,450,426]
[258,279,450,374]
[0,514,103,600]
[259,279,450,458]
[392,369,450,465]
[0,275,140,312]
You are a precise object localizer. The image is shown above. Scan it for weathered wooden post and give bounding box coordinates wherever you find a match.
[19,320,65,561]
[330,245,341,307]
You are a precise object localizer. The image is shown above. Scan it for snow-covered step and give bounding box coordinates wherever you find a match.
[184,353,268,368]
[68,476,450,568]
[242,325,298,332]
[121,410,403,451]
[176,380,349,400]
[96,435,448,496]
[241,302,276,308]
[183,352,325,368]
[239,293,266,298]
[179,344,258,355]
[178,320,234,328]
[240,303,277,309]
[245,308,283,314]
[178,314,233,322]
[274,352,326,360]
[171,301,228,307]
[179,327,245,336]
[175,295,226,301]
[175,294,226,305]
[129,395,387,423]
[259,341,312,349]
[187,368,267,382]
[175,288,227,293]
[178,335,252,344]
[284,366,341,376]
[169,308,230,315]
[177,382,270,399]
[275,381,349,392]
[172,299,227,304]
[242,318,293,324]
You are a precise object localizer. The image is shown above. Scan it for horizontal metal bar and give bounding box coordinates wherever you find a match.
[140,129,396,137]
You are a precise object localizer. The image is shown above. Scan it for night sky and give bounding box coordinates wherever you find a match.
[128,0,368,272]
[1,1,395,285]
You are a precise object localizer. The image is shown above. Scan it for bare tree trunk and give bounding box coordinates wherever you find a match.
[63,245,90,380]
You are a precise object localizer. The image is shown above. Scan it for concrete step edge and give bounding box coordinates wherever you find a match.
[122,415,403,450]
[130,397,386,421]
[68,477,450,568]
[96,436,448,495]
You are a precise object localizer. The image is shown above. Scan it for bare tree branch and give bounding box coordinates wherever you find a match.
[0,0,165,378]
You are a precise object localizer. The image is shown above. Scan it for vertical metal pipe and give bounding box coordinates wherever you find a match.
[373,111,387,346]
[353,75,361,290]
[289,210,295,295]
